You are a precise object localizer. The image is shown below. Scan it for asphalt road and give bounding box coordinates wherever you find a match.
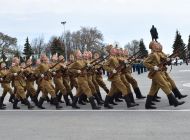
[0,64,190,140]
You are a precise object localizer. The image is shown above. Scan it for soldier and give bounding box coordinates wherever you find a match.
[69,50,101,109]
[10,57,34,109]
[0,62,14,109]
[103,46,137,109]
[35,54,62,109]
[143,41,185,109]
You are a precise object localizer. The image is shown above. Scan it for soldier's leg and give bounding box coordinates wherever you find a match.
[96,75,109,94]
[93,75,104,101]
[63,78,74,101]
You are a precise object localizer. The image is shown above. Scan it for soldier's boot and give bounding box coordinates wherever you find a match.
[123,95,136,108]
[83,94,89,103]
[68,91,74,101]
[134,87,146,99]
[152,95,161,102]
[145,95,157,109]
[78,94,86,105]
[31,95,39,106]
[128,93,139,106]
[13,98,20,109]
[109,94,118,105]
[97,91,104,102]
[154,91,161,99]
[26,92,30,100]
[52,97,63,109]
[172,88,188,99]
[104,95,113,109]
[0,96,6,109]
[72,96,80,109]
[94,94,104,105]
[115,92,123,102]
[63,95,72,106]
[9,94,15,104]
[57,92,64,103]
[167,94,185,107]
[37,97,46,109]
[46,96,51,103]
[105,88,109,94]
[89,96,101,110]
[23,99,34,109]
[0,96,6,107]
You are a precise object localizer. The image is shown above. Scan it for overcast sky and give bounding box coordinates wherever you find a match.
[0,0,190,53]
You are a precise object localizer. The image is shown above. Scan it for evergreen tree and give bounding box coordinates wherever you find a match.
[23,37,33,60]
[172,31,186,59]
[49,37,64,56]
[139,39,148,58]
[187,35,190,59]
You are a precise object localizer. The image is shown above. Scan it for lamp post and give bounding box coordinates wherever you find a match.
[61,21,67,61]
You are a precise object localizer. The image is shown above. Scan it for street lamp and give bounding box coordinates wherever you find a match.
[61,21,67,61]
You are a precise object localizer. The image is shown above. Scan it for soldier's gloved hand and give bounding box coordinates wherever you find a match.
[63,64,67,69]
[153,66,159,71]
[13,73,18,76]
[52,72,56,75]
[87,63,91,67]
[124,60,128,64]
[41,74,44,78]
[21,68,24,72]
[112,69,117,73]
[49,69,52,72]
[0,78,2,81]
[167,58,171,62]
[77,70,81,73]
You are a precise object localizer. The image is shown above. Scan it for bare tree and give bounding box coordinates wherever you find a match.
[31,36,46,58]
[124,40,140,56]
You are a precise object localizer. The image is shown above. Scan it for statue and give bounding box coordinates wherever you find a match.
[150,25,158,42]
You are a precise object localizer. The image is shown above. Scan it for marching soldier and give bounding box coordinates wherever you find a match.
[10,57,34,109]
[143,41,185,109]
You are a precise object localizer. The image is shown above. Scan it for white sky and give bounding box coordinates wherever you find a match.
[1,0,190,53]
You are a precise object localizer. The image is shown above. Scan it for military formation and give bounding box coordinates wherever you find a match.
[0,40,187,110]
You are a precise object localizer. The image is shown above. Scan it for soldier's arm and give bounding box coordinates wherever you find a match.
[103,57,114,72]
[143,54,156,70]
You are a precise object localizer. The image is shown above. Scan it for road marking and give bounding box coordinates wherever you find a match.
[179,70,190,72]
[183,83,190,87]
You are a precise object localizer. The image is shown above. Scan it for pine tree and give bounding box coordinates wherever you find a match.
[23,37,33,60]
[50,37,64,56]
[172,31,186,59]
[139,39,148,58]
[187,35,190,59]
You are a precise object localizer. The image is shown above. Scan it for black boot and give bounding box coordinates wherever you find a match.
[123,95,136,108]
[23,99,34,109]
[89,96,101,110]
[172,88,188,99]
[52,97,63,109]
[38,97,46,109]
[167,94,185,107]
[145,95,157,109]
[78,94,86,105]
[9,94,15,103]
[109,94,118,105]
[134,87,146,99]
[57,92,64,103]
[13,98,20,109]
[63,95,72,106]
[128,93,139,106]
[31,95,39,106]
[94,94,104,105]
[72,96,80,109]
[0,96,6,107]
[46,96,51,103]
[114,92,123,102]
[105,88,109,94]
[0,96,6,109]
[154,91,161,99]
[68,91,74,101]
[152,95,160,102]
[97,91,104,101]
[104,95,113,109]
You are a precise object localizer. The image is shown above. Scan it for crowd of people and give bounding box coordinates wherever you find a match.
[0,41,187,110]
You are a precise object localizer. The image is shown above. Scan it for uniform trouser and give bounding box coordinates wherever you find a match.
[62,76,71,92]
[125,73,138,89]
[107,76,129,97]
[164,72,176,89]
[1,83,13,97]
[96,74,109,92]
[26,81,36,97]
[70,76,78,90]
[54,77,67,95]
[92,74,100,92]
[87,75,97,94]
[75,76,93,98]
[40,79,56,98]
[148,72,172,96]
[120,74,132,93]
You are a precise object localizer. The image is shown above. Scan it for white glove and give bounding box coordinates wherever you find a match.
[49,69,52,72]
[124,60,128,64]
[52,72,56,75]
[13,73,18,76]
[112,69,117,73]
[41,74,44,78]
[0,78,2,81]
[62,64,67,69]
[167,58,171,62]
[21,68,24,72]
[87,63,91,67]
[77,70,81,73]
[153,66,159,71]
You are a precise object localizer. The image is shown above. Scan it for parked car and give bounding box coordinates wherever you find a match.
[171,59,183,65]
